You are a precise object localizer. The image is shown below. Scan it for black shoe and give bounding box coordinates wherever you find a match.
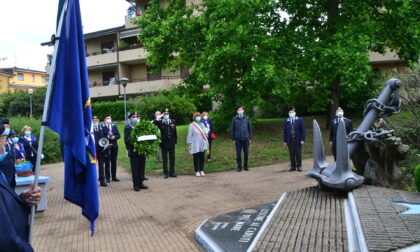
[112,178,120,182]
[106,179,111,183]
[139,184,148,189]
[100,181,108,187]
[144,177,149,180]
[297,167,302,172]
[288,167,296,171]
[237,168,242,172]
[169,174,177,178]
[164,174,169,179]
[133,187,141,191]
[244,167,249,171]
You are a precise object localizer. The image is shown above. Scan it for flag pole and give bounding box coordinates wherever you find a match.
[28,0,69,243]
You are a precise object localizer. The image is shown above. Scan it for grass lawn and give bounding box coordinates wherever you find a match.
[116,115,349,175]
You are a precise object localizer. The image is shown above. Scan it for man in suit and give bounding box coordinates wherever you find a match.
[0,167,41,252]
[231,106,252,172]
[329,107,353,161]
[102,114,120,182]
[153,109,177,179]
[92,116,107,187]
[124,112,148,191]
[283,108,306,172]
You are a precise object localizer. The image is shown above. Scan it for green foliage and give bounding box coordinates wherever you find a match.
[8,117,62,164]
[136,0,419,129]
[129,120,161,157]
[91,101,126,121]
[415,164,420,192]
[0,88,46,119]
[128,92,196,125]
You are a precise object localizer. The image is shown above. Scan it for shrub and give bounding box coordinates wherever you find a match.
[415,164,420,192]
[8,117,62,164]
[92,101,126,121]
[0,88,46,119]
[128,93,196,125]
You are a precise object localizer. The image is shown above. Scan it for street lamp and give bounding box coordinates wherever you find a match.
[28,89,33,118]
[120,77,129,122]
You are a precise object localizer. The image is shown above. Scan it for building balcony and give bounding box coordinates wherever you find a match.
[89,77,182,98]
[86,51,118,67]
[119,47,147,63]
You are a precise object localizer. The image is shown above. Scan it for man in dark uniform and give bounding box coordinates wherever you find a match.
[329,107,353,161]
[124,112,148,191]
[102,114,120,182]
[0,166,41,252]
[283,108,306,172]
[153,109,177,179]
[92,116,107,187]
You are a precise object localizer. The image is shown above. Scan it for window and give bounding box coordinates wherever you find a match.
[17,73,24,81]
[102,71,115,85]
[41,76,47,83]
[147,66,162,81]
[101,42,114,53]
[32,75,35,82]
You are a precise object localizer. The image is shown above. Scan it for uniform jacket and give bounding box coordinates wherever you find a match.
[93,126,105,157]
[0,175,33,252]
[329,118,353,143]
[153,119,177,149]
[102,123,120,148]
[124,123,137,158]
[19,135,38,161]
[231,116,252,140]
[283,117,306,145]
[0,143,16,188]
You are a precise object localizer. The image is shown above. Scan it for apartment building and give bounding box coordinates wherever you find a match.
[0,67,48,94]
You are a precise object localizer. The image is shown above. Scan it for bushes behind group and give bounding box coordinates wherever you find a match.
[92,101,126,121]
[128,93,197,125]
[8,117,62,164]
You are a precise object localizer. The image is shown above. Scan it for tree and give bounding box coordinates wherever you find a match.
[277,0,419,127]
[136,0,419,129]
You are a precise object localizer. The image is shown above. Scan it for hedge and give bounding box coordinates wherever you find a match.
[92,101,128,121]
[128,94,196,125]
[8,117,62,164]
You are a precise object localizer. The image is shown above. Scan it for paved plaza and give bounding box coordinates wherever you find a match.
[31,159,318,251]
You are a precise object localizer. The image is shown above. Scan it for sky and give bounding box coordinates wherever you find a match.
[0,0,132,71]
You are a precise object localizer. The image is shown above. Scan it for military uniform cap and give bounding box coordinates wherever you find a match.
[93,115,99,120]
[128,112,138,119]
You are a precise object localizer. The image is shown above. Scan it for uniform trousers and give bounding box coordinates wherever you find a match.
[105,146,118,180]
[288,137,302,169]
[161,147,175,176]
[130,152,146,188]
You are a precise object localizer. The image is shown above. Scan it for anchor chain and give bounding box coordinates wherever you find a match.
[347,129,395,142]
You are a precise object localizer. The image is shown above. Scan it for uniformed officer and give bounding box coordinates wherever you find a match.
[329,107,353,161]
[93,116,107,187]
[283,108,306,172]
[153,109,177,179]
[102,114,120,182]
[124,112,148,191]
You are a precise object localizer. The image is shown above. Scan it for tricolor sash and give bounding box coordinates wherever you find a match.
[192,122,209,149]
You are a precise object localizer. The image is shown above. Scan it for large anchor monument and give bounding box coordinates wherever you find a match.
[306,78,402,191]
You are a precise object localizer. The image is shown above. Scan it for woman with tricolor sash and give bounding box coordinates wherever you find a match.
[187,112,208,177]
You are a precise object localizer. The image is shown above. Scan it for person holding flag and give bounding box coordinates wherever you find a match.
[187,112,208,177]
[28,0,99,239]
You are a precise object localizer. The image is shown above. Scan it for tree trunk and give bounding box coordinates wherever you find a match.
[326,77,340,129]
[325,0,340,129]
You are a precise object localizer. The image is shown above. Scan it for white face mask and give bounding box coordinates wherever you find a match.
[203,116,208,120]
[336,112,344,117]
[237,110,244,115]
[106,119,112,124]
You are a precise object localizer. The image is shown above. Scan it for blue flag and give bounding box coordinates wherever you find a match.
[46,0,99,234]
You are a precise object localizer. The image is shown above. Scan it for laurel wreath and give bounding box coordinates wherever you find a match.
[129,120,161,157]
